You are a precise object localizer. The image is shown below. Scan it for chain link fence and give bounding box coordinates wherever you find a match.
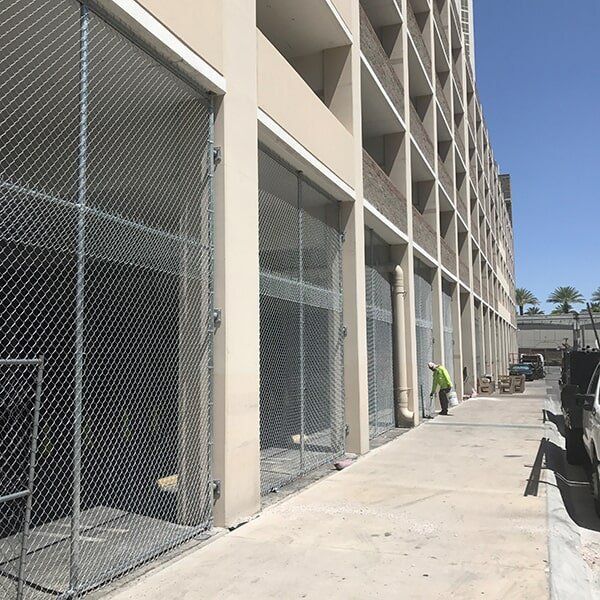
[474,303,483,379]
[258,147,345,494]
[414,259,434,418]
[0,0,214,596]
[365,229,395,438]
[442,280,455,385]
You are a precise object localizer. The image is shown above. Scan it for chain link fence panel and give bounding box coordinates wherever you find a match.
[0,1,214,596]
[365,229,395,438]
[414,259,434,418]
[474,303,483,379]
[258,148,345,494]
[442,280,455,385]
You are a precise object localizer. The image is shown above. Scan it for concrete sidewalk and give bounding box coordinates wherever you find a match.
[109,385,549,599]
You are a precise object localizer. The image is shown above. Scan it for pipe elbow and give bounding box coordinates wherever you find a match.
[396,405,414,425]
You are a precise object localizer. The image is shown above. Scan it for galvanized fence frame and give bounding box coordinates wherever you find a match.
[258,146,345,494]
[474,303,483,379]
[414,259,435,418]
[0,1,215,596]
[0,358,45,600]
[365,228,395,438]
[442,281,455,385]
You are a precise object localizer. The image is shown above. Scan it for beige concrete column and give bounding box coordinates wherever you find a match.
[341,1,369,454]
[212,0,260,527]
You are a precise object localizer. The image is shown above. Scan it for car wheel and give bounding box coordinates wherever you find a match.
[565,429,586,465]
[592,461,600,518]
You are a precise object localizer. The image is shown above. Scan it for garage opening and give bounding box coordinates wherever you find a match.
[364,228,395,438]
[258,147,345,494]
[442,280,455,384]
[474,302,483,378]
[0,1,214,596]
[414,259,434,418]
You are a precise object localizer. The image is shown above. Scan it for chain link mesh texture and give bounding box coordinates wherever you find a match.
[364,229,395,438]
[414,259,434,418]
[258,148,345,494]
[0,361,43,600]
[474,303,483,378]
[442,280,455,385]
[0,1,214,596]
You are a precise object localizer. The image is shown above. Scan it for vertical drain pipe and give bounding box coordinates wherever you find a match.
[392,265,414,425]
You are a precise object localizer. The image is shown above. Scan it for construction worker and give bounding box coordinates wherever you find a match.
[428,362,453,416]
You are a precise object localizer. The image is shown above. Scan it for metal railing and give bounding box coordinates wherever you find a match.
[0,1,214,596]
[0,358,44,600]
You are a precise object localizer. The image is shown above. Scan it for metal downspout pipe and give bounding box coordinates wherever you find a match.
[392,265,414,426]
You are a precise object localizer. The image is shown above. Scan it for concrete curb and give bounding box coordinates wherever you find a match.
[544,395,594,600]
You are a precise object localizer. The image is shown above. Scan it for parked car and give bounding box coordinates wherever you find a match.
[520,353,545,379]
[581,362,600,515]
[561,349,600,464]
[509,363,534,381]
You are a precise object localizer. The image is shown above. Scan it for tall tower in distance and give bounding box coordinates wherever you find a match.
[458,0,476,74]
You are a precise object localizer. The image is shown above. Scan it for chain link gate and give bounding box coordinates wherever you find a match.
[414,259,434,418]
[258,147,345,494]
[0,359,44,600]
[442,281,455,385]
[0,0,215,596]
[365,229,395,438]
[474,304,483,379]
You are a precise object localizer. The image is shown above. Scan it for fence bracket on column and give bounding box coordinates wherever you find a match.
[211,479,221,500]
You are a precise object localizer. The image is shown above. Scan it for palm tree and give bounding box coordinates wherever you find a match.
[551,302,573,315]
[591,287,600,303]
[547,286,584,313]
[525,306,544,315]
[515,287,539,316]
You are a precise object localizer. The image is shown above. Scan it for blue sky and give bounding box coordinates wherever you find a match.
[474,1,600,313]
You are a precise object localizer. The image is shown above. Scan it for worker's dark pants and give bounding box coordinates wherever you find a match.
[439,387,451,415]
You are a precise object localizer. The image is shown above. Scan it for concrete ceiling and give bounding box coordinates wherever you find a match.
[257,0,351,58]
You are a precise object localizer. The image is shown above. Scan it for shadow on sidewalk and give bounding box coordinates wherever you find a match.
[524,434,600,532]
[543,409,566,438]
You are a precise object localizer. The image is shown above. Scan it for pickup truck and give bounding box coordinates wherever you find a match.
[560,349,600,464]
[582,362,600,515]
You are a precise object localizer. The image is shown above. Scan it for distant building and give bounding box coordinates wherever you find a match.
[458,0,476,73]
[517,314,600,364]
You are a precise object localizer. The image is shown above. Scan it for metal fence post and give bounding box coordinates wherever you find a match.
[71,1,89,593]
[16,357,45,600]
[298,177,305,473]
